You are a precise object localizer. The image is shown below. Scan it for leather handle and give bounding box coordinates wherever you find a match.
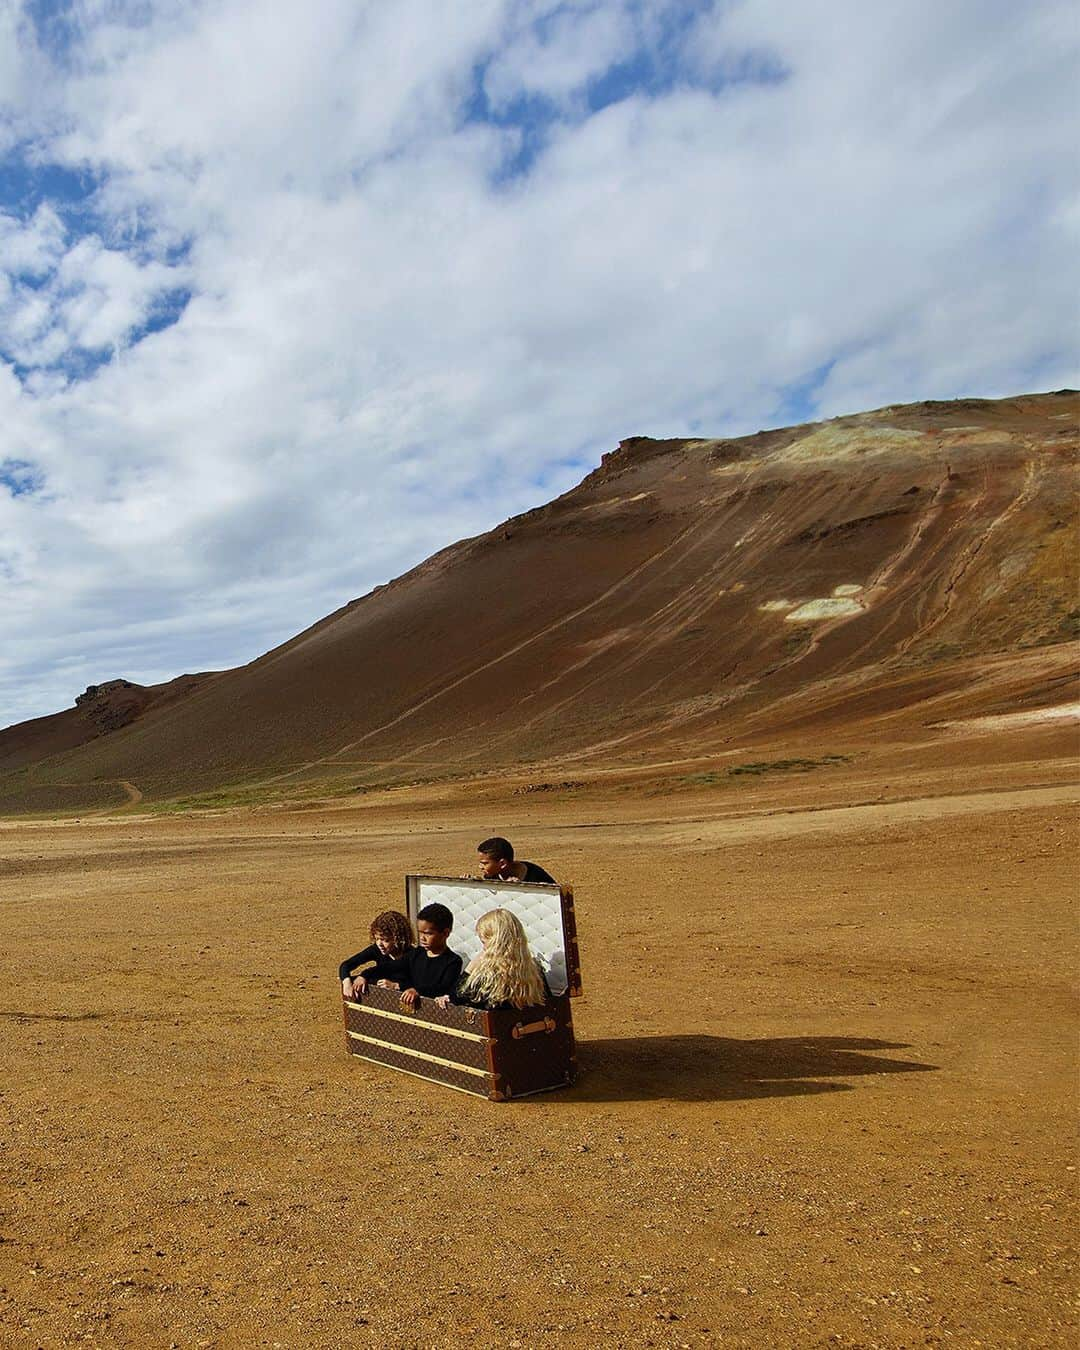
[512,1017,556,1039]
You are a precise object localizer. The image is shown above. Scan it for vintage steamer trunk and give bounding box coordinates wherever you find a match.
[342,874,582,1100]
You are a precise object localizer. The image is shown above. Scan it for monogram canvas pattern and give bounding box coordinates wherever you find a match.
[348,1036,497,1099]
[344,1000,491,1073]
[353,983,489,1034]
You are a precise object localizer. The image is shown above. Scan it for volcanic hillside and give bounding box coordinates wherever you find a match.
[2,391,1076,813]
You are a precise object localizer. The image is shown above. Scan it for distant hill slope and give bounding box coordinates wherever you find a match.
[2,391,1076,813]
[0,675,213,772]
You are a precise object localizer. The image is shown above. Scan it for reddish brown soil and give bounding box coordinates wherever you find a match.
[1,720,1076,1347]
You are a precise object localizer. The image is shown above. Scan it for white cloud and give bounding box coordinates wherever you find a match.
[0,0,1077,727]
[0,203,65,275]
[0,202,187,368]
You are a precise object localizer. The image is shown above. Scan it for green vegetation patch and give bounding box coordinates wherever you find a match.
[150,788,278,813]
[680,753,852,786]
[149,777,354,813]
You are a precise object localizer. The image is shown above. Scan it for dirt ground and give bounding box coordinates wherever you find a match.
[1,737,1077,1348]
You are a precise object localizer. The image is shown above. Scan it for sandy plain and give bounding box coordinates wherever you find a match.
[1,728,1077,1349]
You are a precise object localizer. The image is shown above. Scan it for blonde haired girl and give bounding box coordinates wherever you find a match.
[439,908,549,1010]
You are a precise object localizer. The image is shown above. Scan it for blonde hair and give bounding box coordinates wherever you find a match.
[460,909,547,1010]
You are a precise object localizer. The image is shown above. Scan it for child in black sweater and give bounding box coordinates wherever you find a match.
[339,910,415,1000]
[395,903,463,1009]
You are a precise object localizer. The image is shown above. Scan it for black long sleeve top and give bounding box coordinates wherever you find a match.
[398,946,464,998]
[338,944,413,984]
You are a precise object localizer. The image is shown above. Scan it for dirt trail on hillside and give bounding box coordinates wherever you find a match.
[1,743,1077,1348]
[252,509,719,788]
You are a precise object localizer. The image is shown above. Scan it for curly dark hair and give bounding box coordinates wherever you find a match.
[369,910,414,951]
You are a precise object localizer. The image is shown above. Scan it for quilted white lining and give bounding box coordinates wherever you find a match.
[407,877,570,995]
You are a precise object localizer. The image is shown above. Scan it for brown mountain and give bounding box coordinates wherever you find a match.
[2,391,1076,813]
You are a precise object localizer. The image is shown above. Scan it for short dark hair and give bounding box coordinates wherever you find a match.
[477,836,514,861]
[417,902,453,931]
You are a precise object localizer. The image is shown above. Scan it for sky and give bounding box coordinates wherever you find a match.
[0,0,1077,729]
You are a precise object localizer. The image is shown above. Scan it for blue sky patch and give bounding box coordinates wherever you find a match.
[0,157,103,228]
[464,80,559,183]
[0,458,45,497]
[777,361,837,427]
[25,0,93,66]
[140,285,194,339]
[465,1,789,184]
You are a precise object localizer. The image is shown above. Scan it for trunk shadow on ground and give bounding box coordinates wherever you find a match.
[570,1035,937,1103]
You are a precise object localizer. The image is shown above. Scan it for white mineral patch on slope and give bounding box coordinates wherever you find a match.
[779,426,927,463]
[581,491,652,511]
[939,428,1014,446]
[937,704,1080,732]
[785,597,865,621]
[832,583,864,597]
[759,599,796,612]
